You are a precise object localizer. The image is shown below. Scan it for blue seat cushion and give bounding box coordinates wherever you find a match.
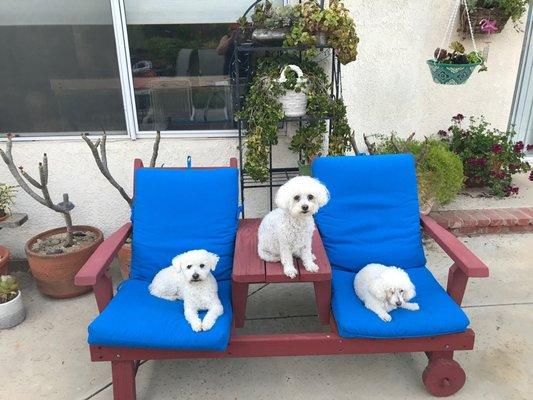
[331,268,469,338]
[131,167,239,282]
[88,279,232,351]
[312,155,426,273]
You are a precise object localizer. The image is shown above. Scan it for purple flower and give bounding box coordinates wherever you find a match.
[452,113,465,123]
[437,129,448,137]
[529,171,533,181]
[527,144,533,151]
[492,144,503,154]
[514,141,524,153]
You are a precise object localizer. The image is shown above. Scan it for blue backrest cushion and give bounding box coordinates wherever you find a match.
[312,154,426,273]
[131,167,239,282]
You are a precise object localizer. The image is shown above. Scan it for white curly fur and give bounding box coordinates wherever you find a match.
[354,263,419,322]
[258,176,330,278]
[149,249,223,332]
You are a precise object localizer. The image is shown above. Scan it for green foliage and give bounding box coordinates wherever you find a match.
[468,0,528,22]
[445,115,531,197]
[0,183,17,213]
[374,135,464,206]
[0,275,19,304]
[328,99,353,155]
[250,1,296,29]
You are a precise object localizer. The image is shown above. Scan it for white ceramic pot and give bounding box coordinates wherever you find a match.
[0,291,26,329]
[277,65,308,117]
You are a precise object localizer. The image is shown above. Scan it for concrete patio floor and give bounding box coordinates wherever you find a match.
[1,233,532,400]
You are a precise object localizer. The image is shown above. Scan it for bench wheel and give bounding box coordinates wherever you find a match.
[422,359,466,397]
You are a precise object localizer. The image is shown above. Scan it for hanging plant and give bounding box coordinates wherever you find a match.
[461,1,528,33]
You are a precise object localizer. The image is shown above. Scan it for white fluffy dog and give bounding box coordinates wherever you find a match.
[258,176,329,278]
[354,263,419,322]
[149,249,223,332]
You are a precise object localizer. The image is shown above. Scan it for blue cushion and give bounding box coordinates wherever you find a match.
[312,155,426,273]
[88,279,232,351]
[331,268,469,338]
[131,167,239,282]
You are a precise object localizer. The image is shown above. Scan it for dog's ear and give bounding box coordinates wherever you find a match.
[314,179,330,207]
[205,252,220,271]
[404,282,416,301]
[171,254,183,271]
[369,279,386,301]
[275,180,292,210]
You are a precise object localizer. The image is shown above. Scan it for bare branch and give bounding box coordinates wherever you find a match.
[406,132,416,142]
[19,166,43,189]
[82,132,132,205]
[363,134,376,155]
[349,132,359,154]
[42,153,49,185]
[100,129,108,168]
[38,162,54,207]
[150,130,161,168]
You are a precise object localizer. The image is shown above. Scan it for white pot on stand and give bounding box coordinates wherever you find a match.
[0,291,26,329]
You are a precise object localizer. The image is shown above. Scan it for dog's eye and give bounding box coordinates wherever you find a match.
[293,195,300,201]
[186,265,192,269]
[307,194,314,200]
[400,289,404,293]
[199,264,205,268]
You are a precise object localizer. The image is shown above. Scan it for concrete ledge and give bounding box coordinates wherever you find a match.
[430,207,533,236]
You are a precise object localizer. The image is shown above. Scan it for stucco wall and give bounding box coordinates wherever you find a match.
[0,0,527,258]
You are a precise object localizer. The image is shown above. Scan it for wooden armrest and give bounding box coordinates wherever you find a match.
[75,222,132,286]
[421,215,489,278]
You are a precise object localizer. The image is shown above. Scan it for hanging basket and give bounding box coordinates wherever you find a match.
[277,65,308,117]
[426,60,480,85]
[459,6,510,34]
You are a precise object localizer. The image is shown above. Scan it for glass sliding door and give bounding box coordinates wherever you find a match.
[122,0,283,134]
[0,0,126,136]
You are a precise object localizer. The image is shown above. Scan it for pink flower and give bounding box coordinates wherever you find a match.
[452,114,465,123]
[492,144,503,154]
[514,141,524,153]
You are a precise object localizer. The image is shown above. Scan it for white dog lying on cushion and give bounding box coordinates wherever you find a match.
[354,263,419,322]
[149,249,223,332]
[258,176,329,279]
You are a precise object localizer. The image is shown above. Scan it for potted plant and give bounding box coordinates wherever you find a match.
[277,65,308,117]
[0,135,103,298]
[427,41,486,85]
[461,0,528,34]
[82,130,161,279]
[366,133,464,214]
[284,0,359,64]
[0,183,17,222]
[0,275,26,329]
[246,1,296,44]
[444,114,531,197]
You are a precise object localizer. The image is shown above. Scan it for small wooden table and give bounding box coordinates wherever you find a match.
[232,218,332,328]
[0,213,28,229]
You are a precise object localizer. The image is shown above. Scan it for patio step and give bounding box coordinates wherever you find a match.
[429,207,533,236]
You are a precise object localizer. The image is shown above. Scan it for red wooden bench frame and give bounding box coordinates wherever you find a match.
[75,159,489,399]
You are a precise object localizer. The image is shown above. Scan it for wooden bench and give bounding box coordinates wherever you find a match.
[232,218,332,327]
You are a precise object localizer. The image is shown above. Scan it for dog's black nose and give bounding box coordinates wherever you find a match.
[192,273,200,280]
[301,204,309,211]
[396,301,402,307]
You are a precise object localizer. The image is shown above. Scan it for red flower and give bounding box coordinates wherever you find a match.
[452,113,465,123]
[514,141,524,153]
[492,144,503,154]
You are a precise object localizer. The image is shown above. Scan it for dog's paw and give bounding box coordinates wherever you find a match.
[190,320,202,332]
[304,262,319,273]
[284,266,298,279]
[410,303,420,311]
[202,319,215,331]
[380,313,392,322]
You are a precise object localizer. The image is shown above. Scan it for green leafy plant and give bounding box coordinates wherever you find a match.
[443,114,531,197]
[467,0,528,22]
[434,41,487,71]
[0,275,19,304]
[368,134,464,208]
[0,183,17,214]
[249,1,296,29]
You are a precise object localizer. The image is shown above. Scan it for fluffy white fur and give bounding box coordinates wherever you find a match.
[149,249,223,332]
[258,176,330,278]
[354,263,419,322]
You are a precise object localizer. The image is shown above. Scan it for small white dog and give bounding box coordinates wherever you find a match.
[149,249,223,332]
[258,176,329,278]
[354,263,419,322]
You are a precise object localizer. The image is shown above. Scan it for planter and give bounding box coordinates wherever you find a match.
[0,245,10,275]
[460,6,510,34]
[315,31,327,46]
[0,291,25,329]
[298,164,312,176]
[117,242,132,280]
[25,226,103,299]
[252,28,289,44]
[0,209,7,222]
[278,65,308,117]
[426,60,480,85]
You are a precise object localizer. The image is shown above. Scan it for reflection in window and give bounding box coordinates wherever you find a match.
[128,24,239,131]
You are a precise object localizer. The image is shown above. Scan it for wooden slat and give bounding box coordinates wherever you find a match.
[232,219,265,283]
[297,229,331,282]
[265,259,300,282]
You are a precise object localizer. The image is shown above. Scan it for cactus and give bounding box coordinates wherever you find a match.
[0,275,19,304]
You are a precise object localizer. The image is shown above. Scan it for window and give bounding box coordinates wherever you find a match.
[122,0,284,135]
[0,0,126,136]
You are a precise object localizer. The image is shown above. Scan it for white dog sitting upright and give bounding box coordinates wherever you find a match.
[258,176,329,278]
[149,249,223,332]
[354,263,419,322]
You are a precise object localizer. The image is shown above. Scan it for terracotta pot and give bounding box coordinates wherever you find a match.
[117,242,132,280]
[0,245,11,275]
[25,226,103,299]
[0,209,8,222]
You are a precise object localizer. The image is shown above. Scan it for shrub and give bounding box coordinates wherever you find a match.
[443,114,531,197]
